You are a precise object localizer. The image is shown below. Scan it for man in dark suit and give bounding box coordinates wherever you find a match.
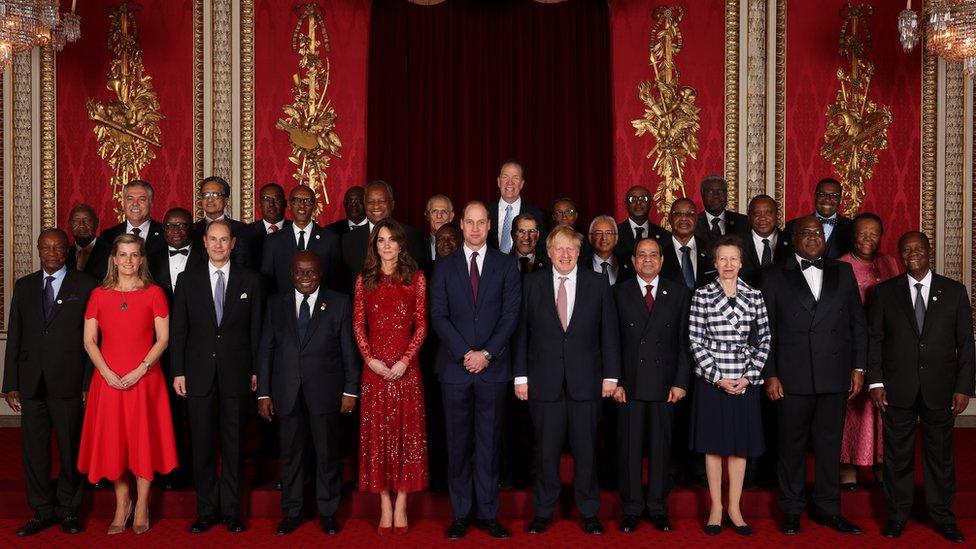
[244,183,290,271]
[695,175,750,248]
[434,224,462,260]
[429,201,521,540]
[257,251,360,536]
[514,225,621,536]
[3,229,96,536]
[661,198,715,291]
[740,194,787,285]
[868,231,975,543]
[760,215,867,536]
[323,185,366,236]
[94,179,165,279]
[615,185,669,257]
[581,214,635,286]
[423,194,455,264]
[340,180,427,289]
[781,178,852,260]
[191,176,251,266]
[509,214,547,275]
[613,237,691,533]
[171,220,264,533]
[65,204,107,278]
[487,160,546,254]
[262,185,341,296]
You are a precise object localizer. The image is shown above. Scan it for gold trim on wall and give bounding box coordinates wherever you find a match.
[724,0,740,210]
[12,53,34,281]
[193,0,204,216]
[921,48,937,249]
[39,46,56,229]
[774,0,786,227]
[0,75,5,331]
[240,0,254,222]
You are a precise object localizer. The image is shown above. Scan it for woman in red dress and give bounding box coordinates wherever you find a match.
[78,234,177,535]
[837,213,901,489]
[354,219,428,535]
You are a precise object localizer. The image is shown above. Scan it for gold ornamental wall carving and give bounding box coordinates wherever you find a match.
[87,1,164,221]
[277,2,342,214]
[820,3,891,217]
[632,5,701,228]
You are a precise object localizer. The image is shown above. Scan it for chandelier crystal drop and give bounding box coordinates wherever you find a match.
[0,0,81,72]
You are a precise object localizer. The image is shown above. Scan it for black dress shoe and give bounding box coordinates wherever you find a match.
[618,514,640,533]
[60,515,83,534]
[16,515,57,537]
[650,514,672,532]
[730,523,753,536]
[811,514,861,535]
[780,514,800,535]
[474,518,510,538]
[526,516,551,534]
[935,523,966,543]
[581,516,603,535]
[190,514,220,533]
[276,516,302,535]
[320,515,340,535]
[223,517,245,533]
[446,518,469,540]
[883,520,906,538]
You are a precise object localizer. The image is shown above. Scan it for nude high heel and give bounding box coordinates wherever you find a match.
[107,500,133,535]
[133,505,150,534]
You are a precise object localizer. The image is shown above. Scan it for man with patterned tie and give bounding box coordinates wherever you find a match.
[514,225,621,536]
[781,178,853,260]
[694,175,750,249]
[759,215,866,536]
[171,220,264,534]
[740,195,786,286]
[615,185,669,257]
[94,180,166,279]
[487,160,546,255]
[262,185,341,296]
[244,183,291,271]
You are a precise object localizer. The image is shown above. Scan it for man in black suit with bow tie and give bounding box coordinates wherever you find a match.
[759,215,867,536]
[4,229,97,536]
[868,231,975,543]
[780,178,853,260]
[170,220,264,533]
[615,185,669,257]
[257,251,360,536]
[94,180,166,280]
[262,185,341,296]
[324,185,366,236]
[695,175,750,249]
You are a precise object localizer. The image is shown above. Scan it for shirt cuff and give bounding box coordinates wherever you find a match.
[514,376,528,385]
[868,383,884,390]
[257,396,270,400]
[603,378,618,383]
[342,393,359,398]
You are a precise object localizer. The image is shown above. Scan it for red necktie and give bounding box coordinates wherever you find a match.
[644,284,655,313]
[469,251,480,300]
[268,224,278,233]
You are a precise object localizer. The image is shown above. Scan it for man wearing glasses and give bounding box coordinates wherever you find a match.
[192,176,251,265]
[245,183,291,271]
[781,178,852,260]
[509,214,547,275]
[487,160,547,254]
[95,179,166,279]
[582,215,634,287]
[615,185,669,257]
[262,185,341,295]
[324,186,367,236]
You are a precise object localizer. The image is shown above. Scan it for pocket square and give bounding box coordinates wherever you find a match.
[240,292,248,299]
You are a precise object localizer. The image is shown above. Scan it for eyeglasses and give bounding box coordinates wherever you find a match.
[290,197,316,206]
[499,175,523,183]
[554,209,577,218]
[260,195,284,204]
[636,252,661,260]
[515,228,539,236]
[589,231,617,238]
[428,209,452,217]
[201,191,227,200]
[626,195,650,204]
[815,191,841,200]
[163,222,190,230]
[797,229,825,237]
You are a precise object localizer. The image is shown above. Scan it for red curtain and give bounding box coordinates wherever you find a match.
[57,0,194,229]
[786,0,921,256]
[254,0,371,225]
[610,0,727,223]
[365,0,614,229]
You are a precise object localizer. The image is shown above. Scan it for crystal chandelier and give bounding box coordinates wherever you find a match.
[0,0,81,71]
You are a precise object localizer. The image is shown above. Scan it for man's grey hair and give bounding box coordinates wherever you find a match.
[588,214,617,234]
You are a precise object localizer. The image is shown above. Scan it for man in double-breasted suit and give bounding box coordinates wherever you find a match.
[612,238,691,533]
[760,215,867,536]
[3,229,97,536]
[514,226,621,536]
[868,231,975,543]
[262,185,341,296]
[429,201,521,540]
[257,251,360,536]
[171,220,264,533]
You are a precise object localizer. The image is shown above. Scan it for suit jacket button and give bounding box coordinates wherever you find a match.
[41,330,48,336]
[640,339,645,345]
[212,353,216,357]
[474,317,478,322]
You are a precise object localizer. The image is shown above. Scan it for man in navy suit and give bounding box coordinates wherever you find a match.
[487,160,547,254]
[514,225,621,536]
[429,201,521,540]
[244,183,290,271]
[190,176,251,266]
[695,175,750,248]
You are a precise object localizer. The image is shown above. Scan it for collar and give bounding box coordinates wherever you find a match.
[672,236,696,252]
[295,287,320,305]
[816,212,838,221]
[593,253,616,268]
[205,214,226,223]
[42,265,68,280]
[126,219,151,234]
[908,270,933,288]
[349,218,367,228]
[75,238,97,252]
[553,265,578,282]
[516,251,535,260]
[627,217,649,231]
[752,229,776,241]
[168,245,191,252]
[500,197,522,210]
[292,221,314,238]
[706,211,726,224]
[464,243,488,258]
[263,219,285,232]
[637,274,659,288]
[208,261,230,278]
[795,253,823,267]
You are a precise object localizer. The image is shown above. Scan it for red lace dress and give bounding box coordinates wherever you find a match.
[354,272,429,493]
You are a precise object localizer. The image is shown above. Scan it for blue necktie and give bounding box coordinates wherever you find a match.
[42,275,55,320]
[214,270,225,325]
[500,204,513,253]
[298,294,311,343]
[680,246,695,290]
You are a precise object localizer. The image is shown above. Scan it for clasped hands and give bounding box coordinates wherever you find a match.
[100,362,151,391]
[368,358,408,381]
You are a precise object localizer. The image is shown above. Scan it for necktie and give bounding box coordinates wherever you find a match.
[801,258,824,270]
[761,238,772,267]
[297,229,306,250]
[914,282,926,331]
[169,248,189,257]
[214,269,225,325]
[469,251,480,300]
[500,205,514,253]
[710,217,723,241]
[519,256,530,274]
[680,245,695,290]
[635,226,645,241]
[601,261,610,276]
[298,294,310,342]
[131,227,142,238]
[556,276,569,331]
[42,275,55,320]
[268,224,279,233]
[644,284,654,313]
[76,247,91,271]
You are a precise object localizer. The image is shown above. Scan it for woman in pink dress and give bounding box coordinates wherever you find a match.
[353,219,428,535]
[837,213,900,489]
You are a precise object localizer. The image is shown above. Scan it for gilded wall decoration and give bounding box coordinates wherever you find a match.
[240,0,255,222]
[13,53,35,281]
[87,2,164,222]
[942,63,964,280]
[632,5,700,228]
[725,0,740,210]
[745,0,767,200]
[210,0,234,205]
[277,2,342,213]
[920,49,937,251]
[774,0,786,226]
[40,46,57,230]
[820,3,891,217]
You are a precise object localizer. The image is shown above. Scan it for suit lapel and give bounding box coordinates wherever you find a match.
[44,271,75,326]
[477,250,497,308]
[302,292,329,348]
[544,268,564,330]
[199,266,219,327]
[454,251,477,310]
[221,264,243,322]
[784,259,818,316]
[812,262,838,326]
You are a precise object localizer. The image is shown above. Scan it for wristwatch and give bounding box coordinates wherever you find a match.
[482,350,493,361]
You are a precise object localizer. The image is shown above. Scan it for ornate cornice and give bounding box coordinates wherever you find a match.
[724,0,740,210]
[39,46,56,229]
[240,0,254,222]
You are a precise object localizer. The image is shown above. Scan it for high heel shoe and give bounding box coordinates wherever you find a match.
[377,525,393,535]
[725,514,753,536]
[133,505,150,535]
[107,501,134,535]
[394,514,409,535]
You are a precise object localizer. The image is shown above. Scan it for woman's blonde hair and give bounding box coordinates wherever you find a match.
[101,233,153,289]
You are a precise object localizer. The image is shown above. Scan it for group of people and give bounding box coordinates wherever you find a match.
[2,162,973,543]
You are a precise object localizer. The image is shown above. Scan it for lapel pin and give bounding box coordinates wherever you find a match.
[56,299,62,305]
[315,234,320,240]
[240,292,247,299]
[662,290,668,295]
[320,302,327,311]
[932,296,938,302]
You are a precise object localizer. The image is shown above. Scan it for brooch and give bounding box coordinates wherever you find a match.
[240,292,248,299]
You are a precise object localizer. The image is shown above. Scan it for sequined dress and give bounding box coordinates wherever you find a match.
[354,272,429,493]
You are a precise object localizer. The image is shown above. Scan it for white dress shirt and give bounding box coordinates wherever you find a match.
[752,230,778,262]
[673,236,698,278]
[796,253,823,300]
[263,219,285,234]
[208,261,230,299]
[705,211,726,235]
[349,218,368,231]
[628,217,650,240]
[638,275,660,299]
[496,197,522,247]
[292,222,312,248]
[592,253,618,285]
[41,265,68,299]
[168,245,191,291]
[869,270,933,390]
[463,243,487,275]
[126,220,151,236]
